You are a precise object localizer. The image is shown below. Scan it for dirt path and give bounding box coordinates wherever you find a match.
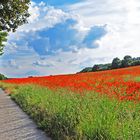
[0,89,51,140]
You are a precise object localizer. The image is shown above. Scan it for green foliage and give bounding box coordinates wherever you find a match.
[111,57,122,69]
[92,64,100,71]
[0,31,8,55]
[0,0,30,54]
[0,0,30,32]
[79,67,92,73]
[1,84,140,140]
[121,55,133,67]
[132,57,140,66]
[92,63,111,72]
[80,55,140,73]
[0,73,7,80]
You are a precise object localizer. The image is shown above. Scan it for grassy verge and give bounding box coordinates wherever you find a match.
[135,77,140,82]
[0,82,140,140]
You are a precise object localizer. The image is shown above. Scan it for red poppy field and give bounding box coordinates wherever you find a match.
[0,66,140,139]
[3,66,140,101]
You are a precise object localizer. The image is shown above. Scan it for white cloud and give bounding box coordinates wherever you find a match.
[39,1,46,7]
[12,2,77,33]
[68,0,140,59]
[28,2,40,23]
[6,1,84,45]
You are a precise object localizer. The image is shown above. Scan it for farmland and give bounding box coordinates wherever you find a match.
[0,66,140,139]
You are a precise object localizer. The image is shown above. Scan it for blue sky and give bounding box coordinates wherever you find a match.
[0,0,140,77]
[34,0,81,6]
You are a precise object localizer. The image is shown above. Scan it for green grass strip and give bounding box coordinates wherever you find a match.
[1,83,140,140]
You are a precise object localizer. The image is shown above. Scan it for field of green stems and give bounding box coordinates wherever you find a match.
[0,83,140,140]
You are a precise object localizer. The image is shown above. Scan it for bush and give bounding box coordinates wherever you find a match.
[0,73,7,80]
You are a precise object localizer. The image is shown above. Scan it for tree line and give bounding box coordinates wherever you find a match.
[79,55,140,73]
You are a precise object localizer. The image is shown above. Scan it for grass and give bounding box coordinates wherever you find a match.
[1,82,140,140]
[135,77,140,82]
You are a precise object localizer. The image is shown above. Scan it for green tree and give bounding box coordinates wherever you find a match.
[0,32,8,55]
[132,57,140,66]
[0,0,30,54]
[80,67,92,73]
[111,57,122,69]
[0,0,30,32]
[121,55,133,67]
[92,65,100,71]
[0,73,7,80]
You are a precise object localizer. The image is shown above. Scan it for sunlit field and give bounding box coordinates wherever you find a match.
[3,66,140,101]
[0,66,140,139]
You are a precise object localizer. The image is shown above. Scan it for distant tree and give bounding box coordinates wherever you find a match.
[0,0,30,55]
[80,67,92,73]
[102,63,112,70]
[92,65,100,71]
[79,55,140,73]
[28,76,34,78]
[111,57,122,69]
[0,73,7,80]
[92,64,111,71]
[124,55,132,60]
[132,57,140,66]
[133,60,140,66]
[121,55,133,67]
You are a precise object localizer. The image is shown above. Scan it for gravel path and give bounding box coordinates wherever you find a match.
[0,89,51,140]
